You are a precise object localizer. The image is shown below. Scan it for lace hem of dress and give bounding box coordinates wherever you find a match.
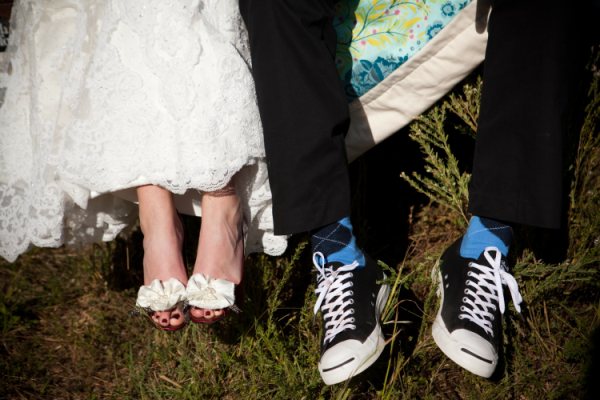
[0,0,287,262]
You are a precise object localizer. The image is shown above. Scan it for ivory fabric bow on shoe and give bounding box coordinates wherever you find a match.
[136,278,188,331]
[185,273,238,324]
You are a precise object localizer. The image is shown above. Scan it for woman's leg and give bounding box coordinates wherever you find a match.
[189,181,244,320]
[137,185,187,329]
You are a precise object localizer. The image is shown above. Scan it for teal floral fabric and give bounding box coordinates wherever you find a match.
[334,0,472,99]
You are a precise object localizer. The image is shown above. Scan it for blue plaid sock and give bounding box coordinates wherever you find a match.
[460,216,512,258]
[311,217,366,267]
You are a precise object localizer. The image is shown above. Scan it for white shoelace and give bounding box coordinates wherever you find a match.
[312,251,359,345]
[459,246,523,337]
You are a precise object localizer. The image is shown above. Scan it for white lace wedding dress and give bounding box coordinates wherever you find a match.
[0,0,287,262]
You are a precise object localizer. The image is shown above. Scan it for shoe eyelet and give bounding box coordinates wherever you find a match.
[458,315,464,320]
[351,318,355,323]
[350,309,355,314]
[464,289,468,294]
[349,299,354,304]
[349,291,354,296]
[462,297,468,303]
[460,306,465,312]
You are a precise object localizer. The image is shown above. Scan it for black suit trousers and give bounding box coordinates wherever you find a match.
[240,0,351,235]
[468,0,587,229]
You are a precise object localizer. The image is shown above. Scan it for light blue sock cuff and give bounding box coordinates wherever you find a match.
[459,216,511,258]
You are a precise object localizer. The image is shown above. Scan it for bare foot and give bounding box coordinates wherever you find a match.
[190,184,244,321]
[137,185,188,330]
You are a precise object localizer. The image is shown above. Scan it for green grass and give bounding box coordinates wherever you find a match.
[1,56,599,399]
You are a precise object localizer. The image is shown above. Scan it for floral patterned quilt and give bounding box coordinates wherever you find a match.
[334,0,472,100]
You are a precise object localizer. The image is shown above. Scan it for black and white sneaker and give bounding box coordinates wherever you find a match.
[312,251,390,385]
[432,239,523,378]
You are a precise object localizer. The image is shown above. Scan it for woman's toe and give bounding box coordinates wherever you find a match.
[169,312,185,328]
[153,311,171,328]
[191,307,225,321]
[190,307,205,320]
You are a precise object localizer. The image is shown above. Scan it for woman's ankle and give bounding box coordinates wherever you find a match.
[193,187,244,284]
[137,185,187,285]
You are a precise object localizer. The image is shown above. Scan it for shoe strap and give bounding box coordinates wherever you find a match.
[136,278,187,312]
[185,273,235,310]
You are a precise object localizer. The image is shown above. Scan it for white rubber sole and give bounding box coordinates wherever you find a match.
[432,271,497,378]
[319,281,391,385]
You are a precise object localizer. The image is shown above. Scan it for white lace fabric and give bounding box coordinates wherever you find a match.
[459,247,523,336]
[0,0,287,261]
[313,252,358,345]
